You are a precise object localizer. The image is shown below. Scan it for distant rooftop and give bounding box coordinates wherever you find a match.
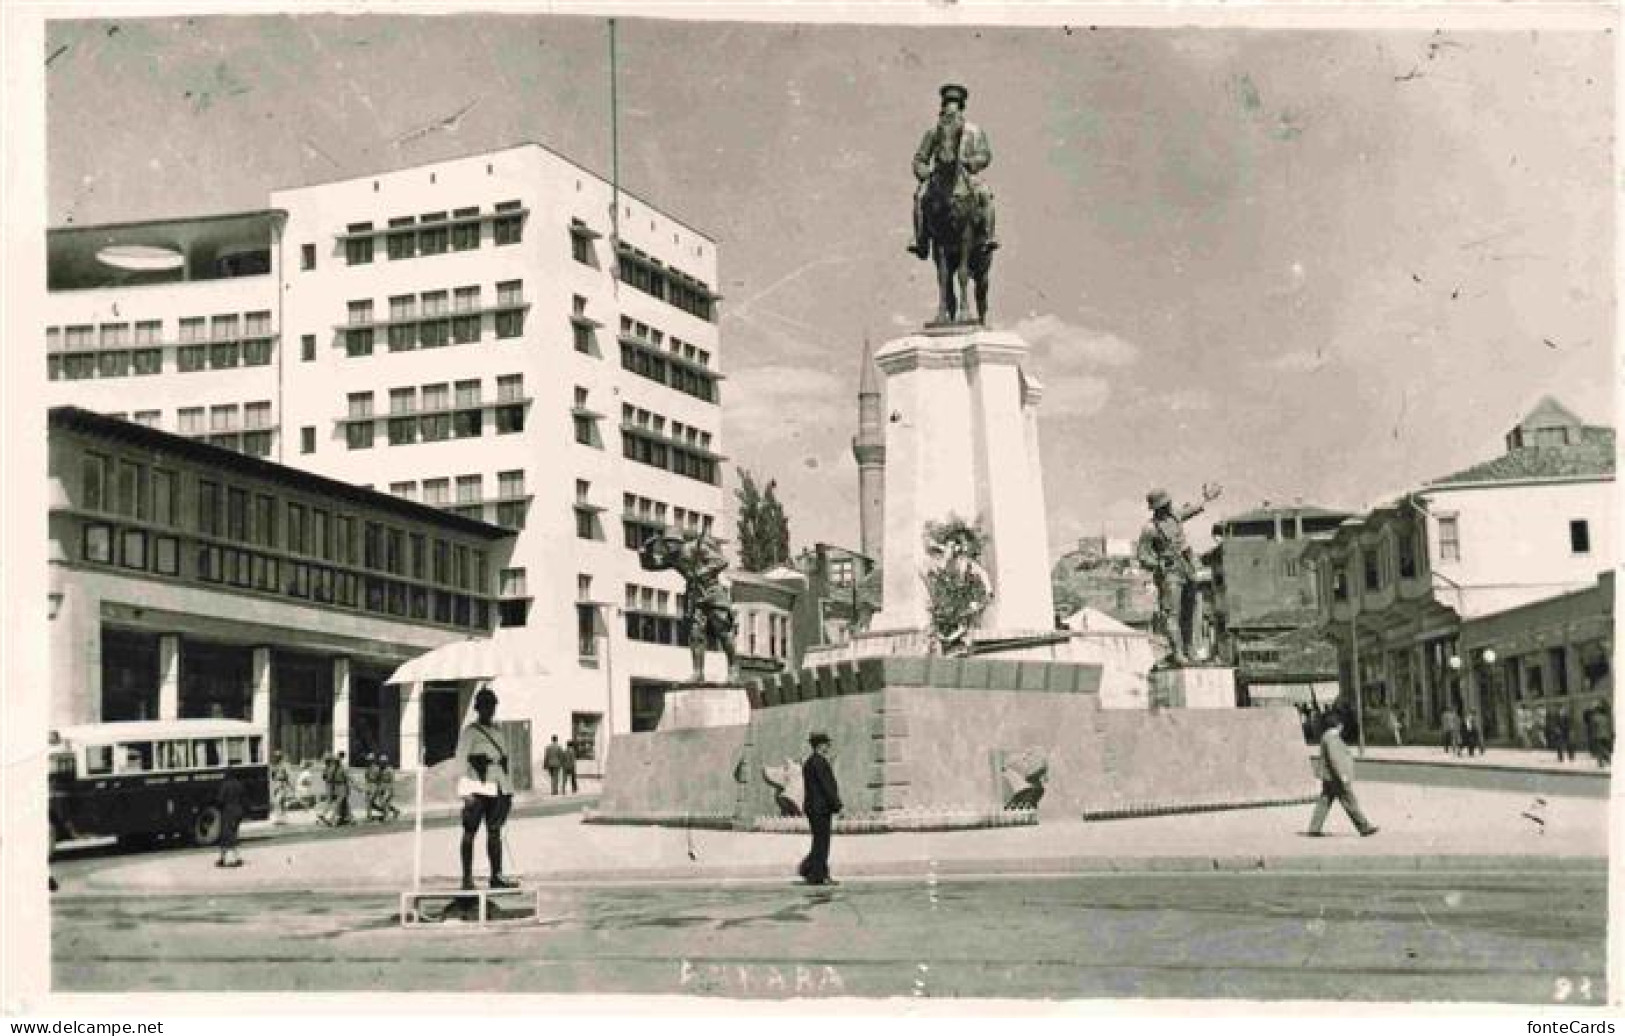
[269,140,715,242]
[1429,397,1614,486]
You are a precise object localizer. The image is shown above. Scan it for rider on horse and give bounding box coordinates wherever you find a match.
[909,82,999,260]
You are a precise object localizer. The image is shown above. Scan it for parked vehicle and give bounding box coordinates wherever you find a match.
[49,719,270,849]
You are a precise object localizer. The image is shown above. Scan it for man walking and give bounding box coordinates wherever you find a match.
[1590,701,1613,767]
[457,685,517,890]
[1305,712,1379,838]
[1385,706,1404,747]
[215,769,246,868]
[1463,711,1484,757]
[562,739,579,794]
[798,732,842,886]
[1550,705,1574,763]
[543,735,566,795]
[1441,706,1461,756]
[268,750,292,826]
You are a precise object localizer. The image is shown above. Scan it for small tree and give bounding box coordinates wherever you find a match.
[735,467,792,572]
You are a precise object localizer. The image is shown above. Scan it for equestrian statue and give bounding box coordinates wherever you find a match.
[908,82,999,326]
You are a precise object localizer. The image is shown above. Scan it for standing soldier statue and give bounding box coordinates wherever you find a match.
[1137,483,1223,667]
[639,527,741,684]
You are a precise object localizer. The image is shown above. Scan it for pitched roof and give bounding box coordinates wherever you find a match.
[1429,426,1615,486]
[1514,395,1584,430]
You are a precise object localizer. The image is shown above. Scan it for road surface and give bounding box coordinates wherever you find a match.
[53,869,1604,1002]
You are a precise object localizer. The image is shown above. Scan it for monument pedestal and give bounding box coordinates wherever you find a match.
[1150,666,1238,709]
[658,684,752,731]
[870,326,1053,634]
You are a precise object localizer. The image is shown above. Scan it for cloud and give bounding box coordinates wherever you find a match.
[1014,314,1141,368]
[1043,375,1113,418]
[1157,387,1217,412]
[1271,349,1331,373]
[1014,313,1141,420]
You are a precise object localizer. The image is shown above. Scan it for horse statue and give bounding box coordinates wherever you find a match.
[921,158,994,326]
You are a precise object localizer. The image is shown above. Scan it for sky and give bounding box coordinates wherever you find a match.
[42,10,1615,557]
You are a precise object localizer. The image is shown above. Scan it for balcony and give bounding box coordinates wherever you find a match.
[333,298,529,332]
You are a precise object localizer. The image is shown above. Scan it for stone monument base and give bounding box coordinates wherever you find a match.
[1150,666,1238,709]
[657,684,752,731]
[593,656,1311,828]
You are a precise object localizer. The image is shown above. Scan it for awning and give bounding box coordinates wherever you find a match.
[386,629,549,685]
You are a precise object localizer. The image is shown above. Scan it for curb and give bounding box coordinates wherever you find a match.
[55,852,1606,899]
[1360,757,1612,780]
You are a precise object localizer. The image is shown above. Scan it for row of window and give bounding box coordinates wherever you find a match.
[80,520,492,630]
[338,405,526,450]
[620,493,714,550]
[49,313,273,351]
[621,430,720,486]
[341,282,526,355]
[388,472,530,529]
[77,450,489,591]
[48,337,275,381]
[622,405,715,452]
[336,202,524,267]
[612,244,716,323]
[1328,517,1592,601]
[618,316,719,404]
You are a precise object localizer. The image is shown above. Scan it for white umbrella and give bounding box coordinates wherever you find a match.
[386,627,549,686]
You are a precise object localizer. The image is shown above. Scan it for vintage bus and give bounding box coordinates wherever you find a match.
[49,719,271,848]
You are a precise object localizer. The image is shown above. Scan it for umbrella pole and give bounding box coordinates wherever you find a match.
[413,740,424,892]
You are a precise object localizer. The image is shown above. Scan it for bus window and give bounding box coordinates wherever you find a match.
[118,742,154,774]
[226,738,247,766]
[158,741,191,770]
[193,740,223,768]
[85,745,114,776]
[249,737,264,764]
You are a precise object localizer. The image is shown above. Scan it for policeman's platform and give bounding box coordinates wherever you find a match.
[400,884,541,927]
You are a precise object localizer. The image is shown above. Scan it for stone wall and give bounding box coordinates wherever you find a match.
[592,657,1315,828]
[595,724,749,819]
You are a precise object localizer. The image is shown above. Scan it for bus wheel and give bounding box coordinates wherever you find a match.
[191,806,223,847]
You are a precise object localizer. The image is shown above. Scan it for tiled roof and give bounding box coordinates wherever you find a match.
[1429,426,1615,486]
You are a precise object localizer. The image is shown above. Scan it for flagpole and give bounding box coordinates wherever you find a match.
[608,17,621,279]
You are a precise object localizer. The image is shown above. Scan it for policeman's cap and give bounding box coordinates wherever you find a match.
[1146,488,1171,510]
[940,83,969,106]
[809,731,832,747]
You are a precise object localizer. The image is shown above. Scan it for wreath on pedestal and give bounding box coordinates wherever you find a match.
[923,515,992,656]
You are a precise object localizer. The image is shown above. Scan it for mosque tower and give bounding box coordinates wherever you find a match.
[852,336,886,564]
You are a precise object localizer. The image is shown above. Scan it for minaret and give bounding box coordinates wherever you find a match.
[852,336,886,564]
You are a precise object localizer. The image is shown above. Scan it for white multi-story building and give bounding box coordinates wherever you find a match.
[44,143,727,774]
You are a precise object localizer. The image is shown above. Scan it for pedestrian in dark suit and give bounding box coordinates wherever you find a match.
[798,732,842,886]
[1305,712,1378,837]
[1549,706,1574,763]
[543,736,566,795]
[1591,702,1613,767]
[215,771,245,868]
